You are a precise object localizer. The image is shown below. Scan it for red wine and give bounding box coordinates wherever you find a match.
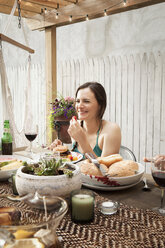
[25,134,37,142]
[152,171,165,188]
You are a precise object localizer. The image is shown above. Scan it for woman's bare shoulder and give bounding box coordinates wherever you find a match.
[102,120,121,133]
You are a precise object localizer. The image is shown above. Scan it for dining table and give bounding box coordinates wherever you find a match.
[0,173,165,248]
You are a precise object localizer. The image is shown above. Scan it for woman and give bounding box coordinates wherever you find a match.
[67,82,121,157]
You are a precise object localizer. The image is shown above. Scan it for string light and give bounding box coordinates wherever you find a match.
[40,1,127,24]
[56,12,59,19]
[104,9,107,16]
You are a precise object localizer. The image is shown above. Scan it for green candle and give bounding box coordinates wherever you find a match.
[71,190,94,223]
[12,174,18,195]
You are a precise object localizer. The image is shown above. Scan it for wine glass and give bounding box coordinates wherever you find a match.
[24,124,38,155]
[151,159,165,215]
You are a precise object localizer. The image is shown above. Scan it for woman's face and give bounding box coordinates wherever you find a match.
[75,88,100,121]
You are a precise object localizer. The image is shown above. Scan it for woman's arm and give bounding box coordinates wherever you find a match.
[68,119,121,157]
[144,155,165,164]
[101,123,121,157]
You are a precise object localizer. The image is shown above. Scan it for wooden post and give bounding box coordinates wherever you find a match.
[45,25,57,144]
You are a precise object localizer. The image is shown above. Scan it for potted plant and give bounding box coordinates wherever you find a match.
[49,95,77,143]
[15,159,82,197]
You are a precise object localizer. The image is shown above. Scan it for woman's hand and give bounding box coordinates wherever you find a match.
[144,155,165,165]
[68,117,85,143]
[47,139,62,150]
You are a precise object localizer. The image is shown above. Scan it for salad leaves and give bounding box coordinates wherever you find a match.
[23,158,74,177]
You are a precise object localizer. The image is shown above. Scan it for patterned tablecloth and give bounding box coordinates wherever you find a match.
[0,182,165,248]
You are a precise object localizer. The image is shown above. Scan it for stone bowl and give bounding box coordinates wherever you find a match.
[15,163,82,197]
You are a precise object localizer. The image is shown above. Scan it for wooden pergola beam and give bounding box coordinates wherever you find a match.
[45,26,57,143]
[0,33,35,53]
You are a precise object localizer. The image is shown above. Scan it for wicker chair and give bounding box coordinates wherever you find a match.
[119,145,136,161]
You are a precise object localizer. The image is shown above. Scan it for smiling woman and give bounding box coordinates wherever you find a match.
[67,82,121,158]
[49,82,121,158]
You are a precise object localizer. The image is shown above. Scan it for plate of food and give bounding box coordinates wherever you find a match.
[77,154,144,190]
[45,145,83,164]
[0,155,32,181]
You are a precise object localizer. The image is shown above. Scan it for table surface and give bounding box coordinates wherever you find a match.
[93,174,160,210]
[0,172,165,248]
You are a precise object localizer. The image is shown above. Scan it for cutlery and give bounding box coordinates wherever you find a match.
[142,160,151,191]
[85,153,107,177]
[141,158,152,191]
[142,177,151,191]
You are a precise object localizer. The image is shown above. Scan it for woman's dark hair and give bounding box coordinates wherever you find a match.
[75,82,107,119]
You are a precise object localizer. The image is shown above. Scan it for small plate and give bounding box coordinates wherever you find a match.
[41,151,83,164]
[83,179,142,191]
[70,152,83,164]
[0,155,32,181]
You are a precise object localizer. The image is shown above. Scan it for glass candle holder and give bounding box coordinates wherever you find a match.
[99,200,119,215]
[71,189,95,223]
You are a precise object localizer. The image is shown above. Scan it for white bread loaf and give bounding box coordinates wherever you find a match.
[80,161,108,177]
[97,154,123,167]
[108,160,139,177]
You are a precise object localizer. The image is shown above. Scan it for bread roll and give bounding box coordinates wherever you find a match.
[97,154,123,167]
[80,161,108,177]
[108,160,139,177]
[53,145,68,153]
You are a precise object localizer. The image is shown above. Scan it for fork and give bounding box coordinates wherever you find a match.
[142,162,151,191]
[85,153,107,177]
[142,177,151,191]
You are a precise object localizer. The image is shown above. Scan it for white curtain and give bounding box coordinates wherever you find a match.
[0,1,46,149]
[0,47,46,149]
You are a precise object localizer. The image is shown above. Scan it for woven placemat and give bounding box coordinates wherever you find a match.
[0,182,165,248]
[57,196,165,248]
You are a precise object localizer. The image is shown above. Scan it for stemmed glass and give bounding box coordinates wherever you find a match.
[24,124,38,155]
[151,159,165,215]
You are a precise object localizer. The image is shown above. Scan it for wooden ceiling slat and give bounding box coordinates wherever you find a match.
[22,0,68,8]
[22,0,57,10]
[0,3,44,15]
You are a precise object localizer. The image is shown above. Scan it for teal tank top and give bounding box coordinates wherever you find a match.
[72,127,102,158]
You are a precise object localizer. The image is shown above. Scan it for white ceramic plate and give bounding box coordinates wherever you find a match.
[70,152,83,164]
[79,163,144,187]
[83,179,142,191]
[0,155,32,181]
[41,151,83,164]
